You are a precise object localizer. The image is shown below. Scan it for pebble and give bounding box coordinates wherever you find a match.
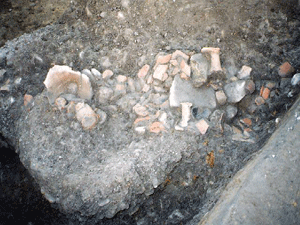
[127,77,136,92]
[0,69,6,81]
[153,64,168,81]
[225,105,238,120]
[224,80,247,103]
[237,65,252,80]
[135,126,146,134]
[116,75,127,83]
[255,96,265,105]
[24,94,33,107]
[55,97,67,110]
[278,62,295,78]
[114,83,126,96]
[138,64,150,78]
[196,119,209,135]
[96,109,107,125]
[133,103,149,116]
[91,68,101,78]
[245,80,255,94]
[97,87,114,104]
[102,69,114,79]
[142,83,151,93]
[291,73,300,86]
[190,53,209,87]
[75,103,98,130]
[215,90,227,105]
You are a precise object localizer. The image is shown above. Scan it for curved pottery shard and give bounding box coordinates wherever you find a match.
[44,65,93,104]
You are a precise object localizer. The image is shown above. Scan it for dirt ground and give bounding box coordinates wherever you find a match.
[1,0,300,224]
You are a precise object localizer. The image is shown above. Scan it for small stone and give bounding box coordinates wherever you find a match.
[278,62,295,78]
[196,119,209,135]
[127,77,136,92]
[138,64,150,78]
[0,69,6,81]
[180,60,191,77]
[291,73,300,86]
[261,87,270,100]
[224,80,247,103]
[116,75,127,83]
[215,90,227,105]
[55,97,67,110]
[24,94,33,107]
[153,65,168,81]
[96,109,107,125]
[133,103,149,117]
[245,80,255,94]
[171,50,189,61]
[241,118,252,126]
[135,126,146,134]
[102,69,114,79]
[91,68,101,78]
[75,103,98,130]
[209,109,225,132]
[66,101,76,117]
[255,96,265,105]
[265,81,276,90]
[97,87,114,104]
[142,83,150,93]
[114,83,127,96]
[237,65,252,80]
[190,53,209,87]
[149,121,165,133]
[225,105,238,120]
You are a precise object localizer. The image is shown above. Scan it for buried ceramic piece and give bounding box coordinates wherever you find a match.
[201,47,225,79]
[75,102,98,130]
[44,65,93,104]
[179,102,193,127]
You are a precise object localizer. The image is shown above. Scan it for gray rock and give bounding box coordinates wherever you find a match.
[190,53,209,87]
[0,69,6,82]
[291,73,300,86]
[224,80,247,103]
[169,75,216,109]
[97,86,114,104]
[226,105,238,120]
[0,49,7,67]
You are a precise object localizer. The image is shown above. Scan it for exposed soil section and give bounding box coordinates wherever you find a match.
[0,0,300,224]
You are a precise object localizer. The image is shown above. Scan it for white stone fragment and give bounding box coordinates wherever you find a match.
[237,65,252,80]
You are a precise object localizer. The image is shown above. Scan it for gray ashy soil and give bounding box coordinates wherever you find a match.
[1,0,300,224]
